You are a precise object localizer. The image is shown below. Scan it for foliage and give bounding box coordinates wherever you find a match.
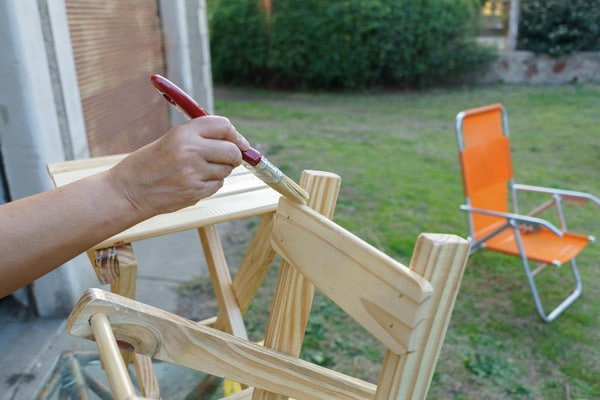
[518,0,600,56]
[210,0,494,89]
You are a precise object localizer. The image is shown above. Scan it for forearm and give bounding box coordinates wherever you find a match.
[0,116,248,298]
[0,171,143,298]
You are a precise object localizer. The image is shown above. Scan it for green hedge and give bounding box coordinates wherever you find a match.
[210,0,493,89]
[518,0,600,57]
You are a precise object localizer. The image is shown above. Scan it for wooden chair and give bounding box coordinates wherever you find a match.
[64,168,470,400]
[455,103,599,322]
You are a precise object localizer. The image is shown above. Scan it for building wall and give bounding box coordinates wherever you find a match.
[65,0,170,156]
[478,51,600,85]
[0,0,213,316]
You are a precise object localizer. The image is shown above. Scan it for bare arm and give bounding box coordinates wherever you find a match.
[0,116,249,298]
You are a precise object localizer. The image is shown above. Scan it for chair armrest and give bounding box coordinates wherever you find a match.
[459,205,564,237]
[514,184,600,207]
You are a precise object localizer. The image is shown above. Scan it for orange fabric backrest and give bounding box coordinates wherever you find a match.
[457,104,514,239]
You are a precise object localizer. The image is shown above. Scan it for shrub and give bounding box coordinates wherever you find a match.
[518,0,600,57]
[210,0,493,89]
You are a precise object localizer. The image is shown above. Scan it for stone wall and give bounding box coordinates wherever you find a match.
[477,51,600,85]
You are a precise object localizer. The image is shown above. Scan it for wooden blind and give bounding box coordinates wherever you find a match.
[65,0,169,156]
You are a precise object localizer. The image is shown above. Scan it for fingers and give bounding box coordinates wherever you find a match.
[197,138,244,168]
[191,158,235,182]
[188,116,251,151]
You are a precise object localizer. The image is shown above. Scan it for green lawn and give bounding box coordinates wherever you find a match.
[209,84,600,399]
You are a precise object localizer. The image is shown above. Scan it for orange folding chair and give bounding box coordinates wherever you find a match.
[455,103,599,322]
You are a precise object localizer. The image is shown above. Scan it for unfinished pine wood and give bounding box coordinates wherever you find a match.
[88,244,160,398]
[229,214,277,316]
[375,233,470,399]
[272,199,433,355]
[88,247,119,285]
[69,289,377,400]
[47,153,127,181]
[199,225,248,339]
[223,387,254,400]
[132,353,160,399]
[49,154,278,398]
[90,313,136,400]
[252,171,341,400]
[62,162,471,399]
[69,231,469,399]
[214,213,277,333]
[85,245,136,365]
[107,245,137,298]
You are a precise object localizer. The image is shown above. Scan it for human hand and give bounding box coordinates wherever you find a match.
[105,116,250,219]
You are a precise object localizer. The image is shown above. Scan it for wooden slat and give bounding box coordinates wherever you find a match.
[272,199,433,355]
[49,161,270,200]
[47,153,127,179]
[92,187,279,249]
[99,244,159,398]
[375,233,470,400]
[68,289,377,400]
[107,244,137,297]
[226,214,277,317]
[253,171,341,400]
[133,354,160,399]
[89,313,136,400]
[49,162,274,203]
[199,225,248,339]
[220,388,254,400]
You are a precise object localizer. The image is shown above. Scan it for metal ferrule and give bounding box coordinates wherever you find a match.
[244,157,283,184]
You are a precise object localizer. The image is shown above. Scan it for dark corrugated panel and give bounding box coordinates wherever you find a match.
[66,0,169,156]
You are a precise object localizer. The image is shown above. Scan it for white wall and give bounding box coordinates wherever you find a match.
[0,0,95,315]
[159,0,215,123]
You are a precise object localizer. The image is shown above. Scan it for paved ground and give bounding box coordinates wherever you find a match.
[0,229,221,399]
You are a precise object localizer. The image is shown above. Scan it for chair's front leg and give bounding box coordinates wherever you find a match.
[89,245,160,398]
[90,313,137,400]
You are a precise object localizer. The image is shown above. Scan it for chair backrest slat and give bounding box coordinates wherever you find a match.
[457,103,513,239]
[272,198,433,355]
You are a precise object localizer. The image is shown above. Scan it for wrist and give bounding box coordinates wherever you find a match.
[97,168,149,224]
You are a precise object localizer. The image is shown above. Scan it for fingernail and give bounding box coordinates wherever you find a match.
[241,136,250,149]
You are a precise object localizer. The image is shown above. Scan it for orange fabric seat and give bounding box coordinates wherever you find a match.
[484,227,589,266]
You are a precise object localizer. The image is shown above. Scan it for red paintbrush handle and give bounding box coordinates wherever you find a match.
[150,74,208,118]
[150,74,261,166]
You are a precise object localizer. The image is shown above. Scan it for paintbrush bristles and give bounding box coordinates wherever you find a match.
[243,156,309,203]
[269,174,309,204]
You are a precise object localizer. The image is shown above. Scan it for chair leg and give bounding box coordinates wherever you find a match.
[521,256,583,323]
[511,222,583,322]
[90,313,137,400]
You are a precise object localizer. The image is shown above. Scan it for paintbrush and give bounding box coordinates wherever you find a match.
[150,74,308,204]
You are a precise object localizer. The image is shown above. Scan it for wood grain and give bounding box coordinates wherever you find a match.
[69,289,377,400]
[89,313,136,400]
[252,171,341,400]
[59,160,471,400]
[272,199,433,355]
[199,225,247,339]
[375,233,469,399]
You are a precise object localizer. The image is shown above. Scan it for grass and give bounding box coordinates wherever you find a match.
[181,83,600,399]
